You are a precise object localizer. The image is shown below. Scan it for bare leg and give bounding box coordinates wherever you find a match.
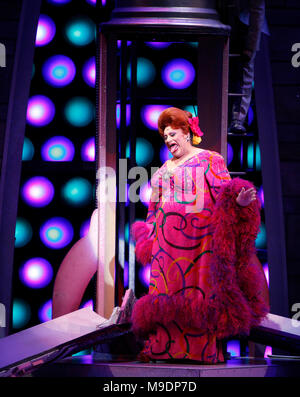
[52,210,98,319]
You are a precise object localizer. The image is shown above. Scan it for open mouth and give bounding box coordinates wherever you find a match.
[168,143,178,154]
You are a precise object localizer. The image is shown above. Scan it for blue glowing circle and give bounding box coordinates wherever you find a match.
[42,55,76,87]
[162,58,195,89]
[38,300,52,323]
[40,217,74,249]
[41,136,75,161]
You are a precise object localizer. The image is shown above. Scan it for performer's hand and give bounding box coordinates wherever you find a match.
[236,187,257,207]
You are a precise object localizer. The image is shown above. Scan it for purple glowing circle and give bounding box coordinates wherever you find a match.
[36,15,56,47]
[145,42,171,49]
[42,55,76,87]
[162,58,195,89]
[80,219,90,238]
[86,0,96,5]
[160,145,173,163]
[82,57,95,87]
[81,300,94,309]
[263,263,269,287]
[116,104,131,129]
[264,346,272,358]
[226,340,240,357]
[38,300,52,323]
[21,176,54,207]
[139,264,151,287]
[47,0,72,3]
[81,137,95,161]
[123,261,129,287]
[141,104,169,130]
[26,95,55,126]
[258,186,264,208]
[139,182,152,207]
[19,257,53,289]
[227,143,234,165]
[41,136,75,161]
[40,217,74,249]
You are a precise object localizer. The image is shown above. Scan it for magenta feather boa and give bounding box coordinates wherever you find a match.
[131,178,269,339]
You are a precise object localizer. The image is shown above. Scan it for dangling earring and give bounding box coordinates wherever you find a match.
[186,135,190,142]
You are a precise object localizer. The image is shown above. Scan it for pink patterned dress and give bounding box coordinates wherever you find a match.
[138,150,231,363]
[131,149,268,363]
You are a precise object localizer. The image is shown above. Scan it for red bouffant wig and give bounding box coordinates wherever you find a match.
[158,107,193,137]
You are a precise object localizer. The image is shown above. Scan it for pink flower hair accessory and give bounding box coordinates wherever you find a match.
[188,116,204,137]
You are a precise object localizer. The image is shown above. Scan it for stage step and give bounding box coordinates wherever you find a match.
[33,354,300,378]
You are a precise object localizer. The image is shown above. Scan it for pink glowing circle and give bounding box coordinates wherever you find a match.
[81,137,95,161]
[21,176,54,207]
[140,104,170,130]
[26,95,55,126]
[82,57,95,87]
[19,257,53,289]
[35,15,56,47]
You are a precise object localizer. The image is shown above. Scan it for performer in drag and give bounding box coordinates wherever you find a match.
[131,107,269,363]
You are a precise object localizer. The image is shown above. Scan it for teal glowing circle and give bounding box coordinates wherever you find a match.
[127,57,156,88]
[65,18,95,46]
[247,142,261,170]
[125,223,129,244]
[62,177,93,206]
[64,97,94,127]
[256,143,261,170]
[247,142,254,168]
[22,137,35,161]
[256,222,267,249]
[15,218,33,247]
[183,105,197,117]
[126,138,154,166]
[12,299,31,329]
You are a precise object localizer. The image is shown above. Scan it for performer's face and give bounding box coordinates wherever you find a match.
[163,125,190,158]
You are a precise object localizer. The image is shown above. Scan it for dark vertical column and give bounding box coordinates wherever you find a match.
[0,0,41,337]
[96,30,117,318]
[255,34,289,317]
[197,36,229,159]
[116,39,128,305]
[128,40,137,293]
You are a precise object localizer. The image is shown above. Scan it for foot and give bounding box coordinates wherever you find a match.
[228,120,247,134]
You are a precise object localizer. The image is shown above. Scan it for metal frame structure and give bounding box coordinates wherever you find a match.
[95,0,230,318]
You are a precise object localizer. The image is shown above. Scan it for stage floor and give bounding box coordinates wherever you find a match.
[33,354,300,377]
